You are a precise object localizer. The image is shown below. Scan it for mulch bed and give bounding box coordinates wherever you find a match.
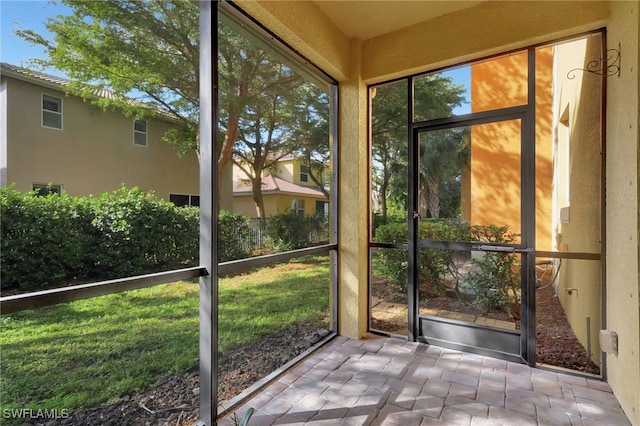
[371,276,600,375]
[536,285,600,374]
[42,322,329,426]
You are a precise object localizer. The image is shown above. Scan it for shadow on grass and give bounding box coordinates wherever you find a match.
[0,257,331,415]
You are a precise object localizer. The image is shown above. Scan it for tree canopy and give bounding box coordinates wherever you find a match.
[371,74,468,221]
[17,0,331,217]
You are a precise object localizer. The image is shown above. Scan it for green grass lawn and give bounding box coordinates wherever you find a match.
[0,256,330,417]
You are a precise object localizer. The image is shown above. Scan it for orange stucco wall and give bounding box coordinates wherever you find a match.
[469,49,553,248]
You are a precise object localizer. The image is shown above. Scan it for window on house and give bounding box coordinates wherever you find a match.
[315,200,328,217]
[33,183,62,196]
[300,164,309,182]
[170,193,200,207]
[291,199,305,216]
[134,120,148,146]
[42,95,62,129]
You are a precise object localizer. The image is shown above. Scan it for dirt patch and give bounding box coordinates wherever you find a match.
[47,322,328,426]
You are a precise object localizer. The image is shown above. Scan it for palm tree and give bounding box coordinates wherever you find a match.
[418,127,470,218]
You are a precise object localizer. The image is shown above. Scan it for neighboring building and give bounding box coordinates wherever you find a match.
[0,62,199,203]
[232,154,328,218]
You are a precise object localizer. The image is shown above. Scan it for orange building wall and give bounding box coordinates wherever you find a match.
[534,48,554,252]
[469,49,553,248]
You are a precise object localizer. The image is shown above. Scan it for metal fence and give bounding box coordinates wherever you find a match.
[237,216,329,252]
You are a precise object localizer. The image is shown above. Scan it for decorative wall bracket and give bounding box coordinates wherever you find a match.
[567,42,621,80]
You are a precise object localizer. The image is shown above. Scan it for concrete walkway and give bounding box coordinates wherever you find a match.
[219,335,631,425]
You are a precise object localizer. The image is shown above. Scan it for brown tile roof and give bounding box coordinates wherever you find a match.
[234,175,327,199]
[0,62,177,120]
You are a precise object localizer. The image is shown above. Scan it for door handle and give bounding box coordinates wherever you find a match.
[476,245,534,253]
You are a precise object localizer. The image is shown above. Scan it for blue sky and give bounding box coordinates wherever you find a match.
[1,0,71,74]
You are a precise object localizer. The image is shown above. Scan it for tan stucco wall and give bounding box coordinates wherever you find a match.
[233,159,318,188]
[469,55,524,238]
[337,38,370,339]
[604,1,640,423]
[233,193,325,218]
[553,35,604,366]
[362,2,610,84]
[2,77,199,200]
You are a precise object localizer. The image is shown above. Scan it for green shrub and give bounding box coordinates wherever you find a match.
[372,223,409,292]
[86,187,198,279]
[0,186,93,291]
[0,186,199,293]
[373,220,519,306]
[374,220,457,293]
[371,212,405,238]
[264,212,327,252]
[218,210,252,261]
[466,225,520,312]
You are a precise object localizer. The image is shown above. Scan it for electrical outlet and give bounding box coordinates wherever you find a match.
[600,330,618,355]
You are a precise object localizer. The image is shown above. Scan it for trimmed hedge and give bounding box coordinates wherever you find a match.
[0,186,309,293]
[218,210,252,261]
[1,186,199,293]
[264,212,328,252]
[1,186,94,291]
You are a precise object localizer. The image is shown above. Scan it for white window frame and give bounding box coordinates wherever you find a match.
[291,199,305,216]
[32,183,62,196]
[170,193,200,207]
[134,119,148,147]
[42,94,63,130]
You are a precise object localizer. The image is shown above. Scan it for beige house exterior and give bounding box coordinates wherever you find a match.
[0,63,199,202]
[230,1,639,422]
[232,155,328,218]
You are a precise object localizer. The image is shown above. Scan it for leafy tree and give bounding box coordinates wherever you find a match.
[229,54,323,217]
[371,74,468,221]
[417,126,470,218]
[291,85,331,199]
[17,1,330,214]
[371,81,408,224]
[217,20,309,214]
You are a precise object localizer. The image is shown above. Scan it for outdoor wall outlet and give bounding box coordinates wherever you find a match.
[600,330,618,355]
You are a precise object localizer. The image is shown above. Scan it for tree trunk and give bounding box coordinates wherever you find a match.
[418,181,429,218]
[379,172,389,224]
[251,174,266,218]
[218,110,241,202]
[427,176,441,218]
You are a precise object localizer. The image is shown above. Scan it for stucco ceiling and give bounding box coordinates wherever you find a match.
[313,0,484,40]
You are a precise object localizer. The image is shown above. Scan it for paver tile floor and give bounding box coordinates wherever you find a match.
[219,335,631,426]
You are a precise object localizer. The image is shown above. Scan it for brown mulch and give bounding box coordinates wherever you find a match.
[371,276,600,375]
[44,322,329,426]
[536,285,600,374]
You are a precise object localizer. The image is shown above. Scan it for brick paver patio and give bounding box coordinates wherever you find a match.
[219,335,631,425]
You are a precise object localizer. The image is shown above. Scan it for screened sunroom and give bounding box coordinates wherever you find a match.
[1,1,638,425]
